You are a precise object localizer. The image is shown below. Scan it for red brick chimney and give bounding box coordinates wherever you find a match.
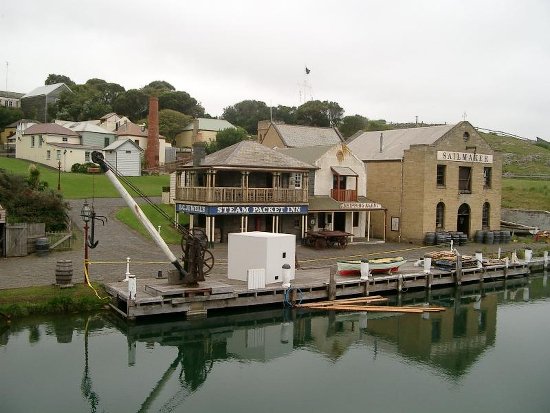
[145,96,160,168]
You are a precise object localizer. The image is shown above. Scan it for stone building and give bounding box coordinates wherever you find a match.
[347,122,502,242]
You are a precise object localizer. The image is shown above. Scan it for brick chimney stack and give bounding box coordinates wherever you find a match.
[145,96,159,168]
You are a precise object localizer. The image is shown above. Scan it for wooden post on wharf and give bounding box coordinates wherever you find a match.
[328,266,337,301]
[455,253,463,286]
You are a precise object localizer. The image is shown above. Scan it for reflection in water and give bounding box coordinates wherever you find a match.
[1,273,549,412]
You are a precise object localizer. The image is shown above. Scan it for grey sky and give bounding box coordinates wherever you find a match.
[2,0,549,140]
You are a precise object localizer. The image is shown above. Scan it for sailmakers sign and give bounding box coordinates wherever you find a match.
[437,151,493,164]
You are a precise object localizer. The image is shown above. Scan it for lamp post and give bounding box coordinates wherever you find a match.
[80,200,92,282]
[57,160,61,191]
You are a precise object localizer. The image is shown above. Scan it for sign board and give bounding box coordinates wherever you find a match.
[437,151,493,164]
[176,203,308,215]
[340,202,383,210]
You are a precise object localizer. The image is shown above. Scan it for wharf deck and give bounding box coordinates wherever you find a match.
[104,258,548,320]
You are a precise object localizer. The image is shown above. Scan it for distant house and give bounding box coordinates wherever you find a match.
[115,120,170,165]
[56,120,116,147]
[103,139,143,176]
[17,123,101,171]
[3,119,39,150]
[259,122,344,149]
[0,90,24,109]
[97,112,131,132]
[20,83,72,123]
[175,118,236,148]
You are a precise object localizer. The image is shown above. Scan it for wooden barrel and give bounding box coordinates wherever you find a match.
[459,233,468,245]
[55,260,73,285]
[424,232,436,245]
[436,232,448,245]
[474,230,485,244]
[35,237,50,257]
[484,231,494,244]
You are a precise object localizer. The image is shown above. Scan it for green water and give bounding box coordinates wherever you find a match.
[1,274,550,413]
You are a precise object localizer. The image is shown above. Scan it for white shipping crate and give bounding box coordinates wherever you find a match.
[228,232,295,285]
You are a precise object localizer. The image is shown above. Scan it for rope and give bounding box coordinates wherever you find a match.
[84,261,109,301]
[284,287,303,307]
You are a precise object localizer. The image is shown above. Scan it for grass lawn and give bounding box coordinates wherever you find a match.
[116,204,190,245]
[0,157,169,198]
[502,178,550,210]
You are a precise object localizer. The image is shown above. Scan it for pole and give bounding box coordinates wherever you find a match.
[57,160,61,190]
[84,221,89,282]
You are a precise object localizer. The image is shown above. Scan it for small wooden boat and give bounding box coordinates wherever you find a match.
[337,257,407,275]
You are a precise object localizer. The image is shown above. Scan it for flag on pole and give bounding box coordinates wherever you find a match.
[305,67,310,75]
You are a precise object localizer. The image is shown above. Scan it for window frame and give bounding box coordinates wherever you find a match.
[482,202,490,229]
[483,167,492,189]
[436,202,445,230]
[458,166,472,193]
[436,164,446,187]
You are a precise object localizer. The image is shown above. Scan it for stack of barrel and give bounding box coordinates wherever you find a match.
[474,230,511,244]
[424,231,468,246]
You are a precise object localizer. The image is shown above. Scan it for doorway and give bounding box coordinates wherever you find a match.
[457,203,470,235]
[334,212,346,232]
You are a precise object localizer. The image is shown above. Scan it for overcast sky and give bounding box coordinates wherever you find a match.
[2,0,549,140]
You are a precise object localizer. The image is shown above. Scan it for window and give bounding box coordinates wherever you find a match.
[482,202,490,229]
[62,137,68,142]
[104,137,110,147]
[38,136,43,147]
[56,150,61,160]
[483,167,492,189]
[289,173,302,189]
[458,166,472,193]
[436,165,446,187]
[85,151,91,162]
[31,136,35,147]
[436,202,445,230]
[46,150,51,160]
[353,212,359,227]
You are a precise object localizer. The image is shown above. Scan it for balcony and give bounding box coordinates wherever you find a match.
[330,188,357,202]
[176,187,308,204]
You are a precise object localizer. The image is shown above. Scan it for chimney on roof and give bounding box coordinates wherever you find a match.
[145,96,159,168]
[193,142,206,166]
[379,133,383,153]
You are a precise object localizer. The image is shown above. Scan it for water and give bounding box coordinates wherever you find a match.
[1,274,550,413]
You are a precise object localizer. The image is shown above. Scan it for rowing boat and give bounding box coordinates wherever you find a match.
[337,257,407,275]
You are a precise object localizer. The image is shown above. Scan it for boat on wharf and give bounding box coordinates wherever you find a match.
[104,254,548,320]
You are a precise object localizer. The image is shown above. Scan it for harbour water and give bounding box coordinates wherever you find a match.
[1,273,549,413]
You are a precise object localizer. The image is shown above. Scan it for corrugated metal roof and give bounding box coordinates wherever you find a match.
[187,140,315,170]
[331,166,357,176]
[22,83,71,98]
[64,121,113,134]
[276,145,333,165]
[183,118,235,132]
[23,123,79,136]
[347,124,456,161]
[104,139,143,151]
[273,124,343,148]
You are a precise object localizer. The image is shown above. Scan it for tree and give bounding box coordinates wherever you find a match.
[0,107,24,130]
[295,100,344,127]
[222,100,270,134]
[365,119,392,131]
[205,127,249,154]
[45,74,76,87]
[339,114,369,138]
[157,109,192,143]
[85,78,125,106]
[113,89,149,121]
[159,91,205,118]
[272,105,297,124]
[142,80,175,97]
[53,84,111,121]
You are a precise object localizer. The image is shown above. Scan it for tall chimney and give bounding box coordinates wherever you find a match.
[145,96,159,168]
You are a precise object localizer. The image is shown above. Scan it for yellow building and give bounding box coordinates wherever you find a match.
[175,118,235,148]
[347,122,502,242]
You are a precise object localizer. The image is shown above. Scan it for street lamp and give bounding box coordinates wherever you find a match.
[57,160,61,191]
[80,200,92,282]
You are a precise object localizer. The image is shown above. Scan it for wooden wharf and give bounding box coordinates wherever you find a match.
[104,257,549,320]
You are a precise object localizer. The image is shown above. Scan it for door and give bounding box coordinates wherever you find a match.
[334,212,346,232]
[457,203,470,235]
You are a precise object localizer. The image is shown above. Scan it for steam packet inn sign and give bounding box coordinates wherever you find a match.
[176,203,308,215]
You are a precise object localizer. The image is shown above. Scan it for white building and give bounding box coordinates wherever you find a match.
[103,139,143,176]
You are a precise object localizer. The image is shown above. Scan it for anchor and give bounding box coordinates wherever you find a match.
[86,205,107,249]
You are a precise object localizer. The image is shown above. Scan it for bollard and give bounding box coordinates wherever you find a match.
[498,247,501,259]
[527,248,533,263]
[282,263,291,289]
[128,274,136,300]
[124,257,131,281]
[360,259,370,281]
[423,257,432,274]
[475,251,483,269]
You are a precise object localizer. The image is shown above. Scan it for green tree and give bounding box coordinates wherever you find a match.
[365,119,391,131]
[45,74,76,87]
[205,127,249,153]
[113,89,148,121]
[273,105,297,124]
[54,84,111,121]
[0,107,24,130]
[159,91,205,118]
[142,80,175,97]
[295,100,344,127]
[85,78,125,106]
[222,100,270,134]
[339,114,368,137]
[157,109,192,143]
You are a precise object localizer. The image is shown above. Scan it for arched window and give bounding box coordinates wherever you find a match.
[482,202,490,229]
[436,202,445,230]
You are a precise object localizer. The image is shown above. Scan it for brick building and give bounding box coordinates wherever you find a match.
[347,122,502,242]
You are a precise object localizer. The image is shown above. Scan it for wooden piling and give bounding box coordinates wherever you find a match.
[328,266,337,301]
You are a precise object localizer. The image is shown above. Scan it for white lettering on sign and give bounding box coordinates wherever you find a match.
[340,202,382,209]
[437,151,493,164]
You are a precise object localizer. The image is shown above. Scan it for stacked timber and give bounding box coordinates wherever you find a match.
[296,296,446,313]
[425,251,478,269]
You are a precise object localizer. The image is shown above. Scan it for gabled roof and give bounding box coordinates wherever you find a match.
[104,138,143,151]
[271,124,344,148]
[346,124,456,161]
[6,119,40,128]
[22,83,71,98]
[116,121,148,137]
[62,121,113,134]
[189,140,315,170]
[183,118,235,132]
[277,144,333,165]
[23,123,79,136]
[0,90,25,99]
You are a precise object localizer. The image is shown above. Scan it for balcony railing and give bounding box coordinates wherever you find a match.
[330,189,357,202]
[176,187,308,204]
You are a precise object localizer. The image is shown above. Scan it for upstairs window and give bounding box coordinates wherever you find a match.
[31,136,35,147]
[483,167,492,189]
[436,165,446,187]
[289,173,302,189]
[62,137,68,142]
[459,166,472,193]
[38,136,43,147]
[104,137,110,147]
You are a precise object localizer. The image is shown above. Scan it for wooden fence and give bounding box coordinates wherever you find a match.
[4,222,72,257]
